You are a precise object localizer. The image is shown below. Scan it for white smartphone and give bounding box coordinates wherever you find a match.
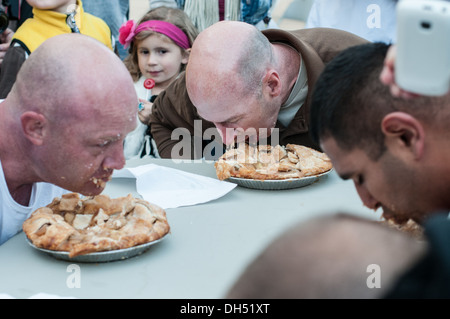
[395,0,450,96]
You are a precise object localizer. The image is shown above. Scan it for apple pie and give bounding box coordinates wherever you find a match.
[381,217,424,240]
[215,143,333,180]
[23,193,170,257]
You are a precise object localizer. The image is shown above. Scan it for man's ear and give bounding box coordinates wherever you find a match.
[20,111,47,146]
[262,70,281,98]
[381,112,425,159]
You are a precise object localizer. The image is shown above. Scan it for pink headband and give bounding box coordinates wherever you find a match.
[119,20,191,50]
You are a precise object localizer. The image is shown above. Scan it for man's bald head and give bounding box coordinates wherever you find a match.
[11,34,136,122]
[226,214,427,299]
[186,21,274,103]
[0,33,138,196]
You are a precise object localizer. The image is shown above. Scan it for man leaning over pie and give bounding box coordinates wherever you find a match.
[148,21,368,159]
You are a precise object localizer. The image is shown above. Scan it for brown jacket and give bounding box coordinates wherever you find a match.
[149,27,367,159]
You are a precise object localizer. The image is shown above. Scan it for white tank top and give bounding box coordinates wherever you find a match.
[0,159,68,245]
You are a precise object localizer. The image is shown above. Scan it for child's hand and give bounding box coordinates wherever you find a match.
[138,98,153,124]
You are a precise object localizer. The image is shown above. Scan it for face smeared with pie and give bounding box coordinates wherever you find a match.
[23,193,170,257]
[215,144,333,181]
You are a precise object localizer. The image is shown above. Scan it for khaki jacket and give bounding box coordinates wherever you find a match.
[150,27,367,159]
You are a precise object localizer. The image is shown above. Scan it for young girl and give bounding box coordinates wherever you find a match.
[120,7,198,159]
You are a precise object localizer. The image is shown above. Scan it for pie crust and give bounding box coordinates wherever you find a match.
[215,144,333,181]
[380,218,424,240]
[23,193,170,257]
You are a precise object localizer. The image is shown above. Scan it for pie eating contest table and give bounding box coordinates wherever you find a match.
[0,158,379,299]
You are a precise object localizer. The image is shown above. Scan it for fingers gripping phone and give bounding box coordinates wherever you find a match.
[396,0,450,96]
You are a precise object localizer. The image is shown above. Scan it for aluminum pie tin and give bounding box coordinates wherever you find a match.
[227,169,332,190]
[26,235,167,263]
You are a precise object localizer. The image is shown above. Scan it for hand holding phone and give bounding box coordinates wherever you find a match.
[395,0,450,96]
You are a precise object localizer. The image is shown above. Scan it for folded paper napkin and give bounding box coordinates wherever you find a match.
[112,164,236,209]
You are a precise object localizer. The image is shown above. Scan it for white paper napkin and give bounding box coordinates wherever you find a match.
[112,164,236,209]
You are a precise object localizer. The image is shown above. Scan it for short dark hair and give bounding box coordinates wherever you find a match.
[310,42,442,160]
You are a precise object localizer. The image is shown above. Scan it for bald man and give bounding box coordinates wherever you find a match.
[149,21,367,159]
[226,213,428,299]
[0,34,138,245]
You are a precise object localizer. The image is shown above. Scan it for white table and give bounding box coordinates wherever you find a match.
[0,159,379,299]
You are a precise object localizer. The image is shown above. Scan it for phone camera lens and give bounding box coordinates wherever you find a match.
[421,21,432,29]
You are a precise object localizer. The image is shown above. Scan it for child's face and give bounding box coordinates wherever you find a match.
[137,33,189,89]
[26,0,77,13]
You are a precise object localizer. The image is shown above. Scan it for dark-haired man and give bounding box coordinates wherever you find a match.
[310,42,450,225]
[308,41,450,298]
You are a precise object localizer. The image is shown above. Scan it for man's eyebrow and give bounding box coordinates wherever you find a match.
[203,114,243,125]
[219,114,245,124]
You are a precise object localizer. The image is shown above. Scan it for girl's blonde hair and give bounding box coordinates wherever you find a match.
[124,7,199,82]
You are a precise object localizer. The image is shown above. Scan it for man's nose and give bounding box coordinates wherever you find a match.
[354,182,380,211]
[102,143,126,171]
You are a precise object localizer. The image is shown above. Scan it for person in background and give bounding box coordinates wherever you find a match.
[0,0,32,68]
[306,0,398,43]
[0,34,137,245]
[83,0,129,59]
[0,28,13,68]
[149,0,177,9]
[120,6,198,159]
[1,0,33,29]
[149,0,277,31]
[0,0,113,98]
